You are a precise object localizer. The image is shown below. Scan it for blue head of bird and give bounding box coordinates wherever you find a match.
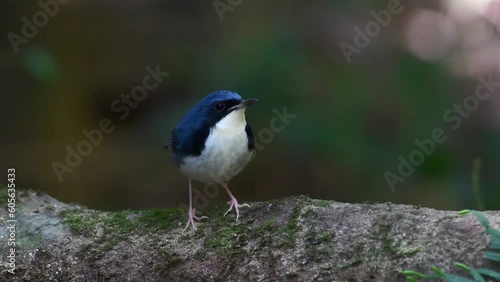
[167,90,258,184]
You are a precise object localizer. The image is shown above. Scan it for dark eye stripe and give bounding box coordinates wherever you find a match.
[225,99,241,111]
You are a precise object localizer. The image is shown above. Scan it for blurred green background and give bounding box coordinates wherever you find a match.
[1,0,499,211]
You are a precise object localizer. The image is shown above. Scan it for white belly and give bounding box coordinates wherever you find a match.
[179,109,254,184]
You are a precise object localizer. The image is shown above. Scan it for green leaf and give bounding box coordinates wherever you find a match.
[453,262,470,271]
[489,228,500,238]
[424,273,443,279]
[471,211,490,230]
[458,210,471,215]
[467,268,485,282]
[443,273,476,282]
[490,238,500,250]
[402,270,427,278]
[484,251,500,262]
[476,268,500,280]
[406,277,419,282]
[453,263,485,282]
[432,266,445,278]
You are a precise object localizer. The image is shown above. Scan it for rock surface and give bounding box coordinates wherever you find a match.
[0,188,499,281]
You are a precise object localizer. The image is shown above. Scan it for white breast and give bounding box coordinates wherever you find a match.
[179,109,254,184]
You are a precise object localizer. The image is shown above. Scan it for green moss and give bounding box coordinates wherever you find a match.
[285,207,300,236]
[60,209,99,236]
[315,245,330,255]
[303,206,319,218]
[205,205,235,224]
[164,254,183,270]
[78,241,109,260]
[371,220,395,257]
[303,218,336,260]
[61,209,145,258]
[277,206,302,248]
[0,186,41,204]
[203,212,249,253]
[254,219,276,235]
[375,222,420,257]
[317,232,332,243]
[313,199,331,207]
[384,234,397,255]
[137,208,184,231]
[311,231,334,256]
[204,237,224,248]
[400,247,421,256]
[382,237,398,257]
[62,207,185,236]
[204,224,247,250]
[106,211,135,234]
[350,257,365,267]
[339,257,365,269]
[100,237,121,253]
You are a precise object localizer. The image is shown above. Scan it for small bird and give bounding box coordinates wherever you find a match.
[165,90,258,230]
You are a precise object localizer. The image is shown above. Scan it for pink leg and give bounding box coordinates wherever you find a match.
[183,179,208,231]
[222,183,250,222]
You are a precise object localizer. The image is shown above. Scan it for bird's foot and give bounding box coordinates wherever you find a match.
[183,208,208,232]
[224,198,250,222]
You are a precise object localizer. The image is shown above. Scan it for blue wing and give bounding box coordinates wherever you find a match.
[245,123,254,150]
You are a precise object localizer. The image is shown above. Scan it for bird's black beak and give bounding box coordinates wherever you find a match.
[228,98,259,112]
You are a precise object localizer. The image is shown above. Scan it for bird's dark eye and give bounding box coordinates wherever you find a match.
[215,103,225,112]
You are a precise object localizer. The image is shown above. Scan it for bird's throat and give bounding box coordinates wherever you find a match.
[213,109,247,133]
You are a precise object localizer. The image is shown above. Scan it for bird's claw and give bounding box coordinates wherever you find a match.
[183,208,208,232]
[224,199,250,222]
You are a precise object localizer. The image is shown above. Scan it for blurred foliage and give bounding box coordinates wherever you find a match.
[0,0,499,211]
